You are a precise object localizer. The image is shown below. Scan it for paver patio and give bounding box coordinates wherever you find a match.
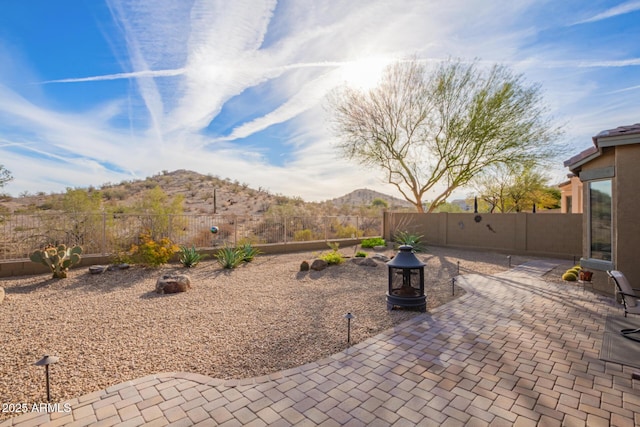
[2,260,639,426]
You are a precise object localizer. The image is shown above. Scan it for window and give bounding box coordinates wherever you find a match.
[589,180,612,261]
[566,196,572,213]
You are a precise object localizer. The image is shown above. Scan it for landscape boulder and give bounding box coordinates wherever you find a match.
[89,265,108,274]
[156,274,192,294]
[310,259,328,271]
[371,253,390,262]
[351,258,378,267]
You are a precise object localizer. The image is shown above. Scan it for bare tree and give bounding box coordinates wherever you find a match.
[0,165,13,189]
[328,58,562,212]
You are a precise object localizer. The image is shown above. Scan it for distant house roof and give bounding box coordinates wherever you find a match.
[565,123,640,171]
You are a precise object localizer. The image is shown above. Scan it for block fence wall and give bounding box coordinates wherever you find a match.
[383,212,582,259]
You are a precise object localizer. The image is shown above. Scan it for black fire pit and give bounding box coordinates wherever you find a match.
[386,245,426,311]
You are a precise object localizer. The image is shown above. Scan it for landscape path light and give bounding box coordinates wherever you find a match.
[34,354,59,402]
[343,312,355,346]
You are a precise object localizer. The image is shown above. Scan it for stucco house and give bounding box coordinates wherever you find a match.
[558,175,583,214]
[564,123,640,293]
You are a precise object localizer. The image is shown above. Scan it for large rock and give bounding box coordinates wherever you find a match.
[0,287,4,304]
[371,253,390,262]
[310,259,328,271]
[89,265,108,274]
[156,274,191,294]
[351,257,378,267]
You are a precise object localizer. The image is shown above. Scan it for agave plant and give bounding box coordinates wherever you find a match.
[30,244,83,279]
[179,245,203,268]
[238,242,261,262]
[394,231,426,252]
[215,246,244,269]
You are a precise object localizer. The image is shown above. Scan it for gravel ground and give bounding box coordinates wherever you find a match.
[0,246,541,418]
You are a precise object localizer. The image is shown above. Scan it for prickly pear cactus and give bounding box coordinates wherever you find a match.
[30,244,83,279]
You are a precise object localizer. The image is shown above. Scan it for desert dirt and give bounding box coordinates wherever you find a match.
[0,246,545,418]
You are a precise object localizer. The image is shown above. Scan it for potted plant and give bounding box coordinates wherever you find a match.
[579,270,593,282]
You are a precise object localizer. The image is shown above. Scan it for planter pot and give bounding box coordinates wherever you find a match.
[579,270,593,282]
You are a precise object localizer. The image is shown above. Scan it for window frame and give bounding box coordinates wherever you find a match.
[587,178,613,262]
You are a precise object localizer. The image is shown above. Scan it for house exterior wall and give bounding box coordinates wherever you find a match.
[576,148,615,293]
[614,144,640,293]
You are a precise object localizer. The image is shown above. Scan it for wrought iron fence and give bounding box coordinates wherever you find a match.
[0,213,382,261]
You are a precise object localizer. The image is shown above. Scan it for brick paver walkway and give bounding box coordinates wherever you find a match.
[3,261,639,426]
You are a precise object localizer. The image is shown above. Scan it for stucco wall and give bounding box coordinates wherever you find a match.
[615,144,640,292]
[383,212,582,258]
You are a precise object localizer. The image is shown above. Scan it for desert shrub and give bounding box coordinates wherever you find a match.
[179,245,203,267]
[215,246,244,269]
[562,271,577,281]
[319,241,344,265]
[355,251,367,257]
[237,242,261,262]
[129,231,179,267]
[111,251,134,265]
[334,223,362,238]
[320,251,344,265]
[294,229,321,241]
[361,237,385,248]
[394,231,425,252]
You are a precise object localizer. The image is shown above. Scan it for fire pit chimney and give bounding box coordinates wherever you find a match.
[386,245,426,312]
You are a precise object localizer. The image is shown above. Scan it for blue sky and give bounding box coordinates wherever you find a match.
[0,0,638,202]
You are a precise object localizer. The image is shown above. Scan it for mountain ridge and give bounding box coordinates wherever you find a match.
[0,169,414,215]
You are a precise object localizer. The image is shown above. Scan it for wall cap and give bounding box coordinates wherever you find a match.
[580,258,613,271]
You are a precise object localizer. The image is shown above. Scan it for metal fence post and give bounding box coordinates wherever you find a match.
[102,212,107,255]
[324,217,328,241]
[284,216,287,243]
[234,215,238,246]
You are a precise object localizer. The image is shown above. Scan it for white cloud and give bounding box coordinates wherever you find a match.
[1,0,638,204]
[573,0,640,25]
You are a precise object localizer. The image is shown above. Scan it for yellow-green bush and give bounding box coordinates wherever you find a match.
[129,231,179,267]
[562,271,578,281]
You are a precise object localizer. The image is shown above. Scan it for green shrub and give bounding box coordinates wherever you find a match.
[361,237,386,248]
[179,245,203,268]
[562,271,578,281]
[355,251,367,258]
[238,242,261,262]
[319,241,344,265]
[320,251,344,265]
[394,231,425,252]
[129,231,179,267]
[215,246,244,269]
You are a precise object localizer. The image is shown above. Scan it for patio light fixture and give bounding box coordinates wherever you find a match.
[34,354,59,402]
[343,312,355,346]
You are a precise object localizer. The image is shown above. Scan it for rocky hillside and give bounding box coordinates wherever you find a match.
[0,170,412,216]
[328,188,413,209]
